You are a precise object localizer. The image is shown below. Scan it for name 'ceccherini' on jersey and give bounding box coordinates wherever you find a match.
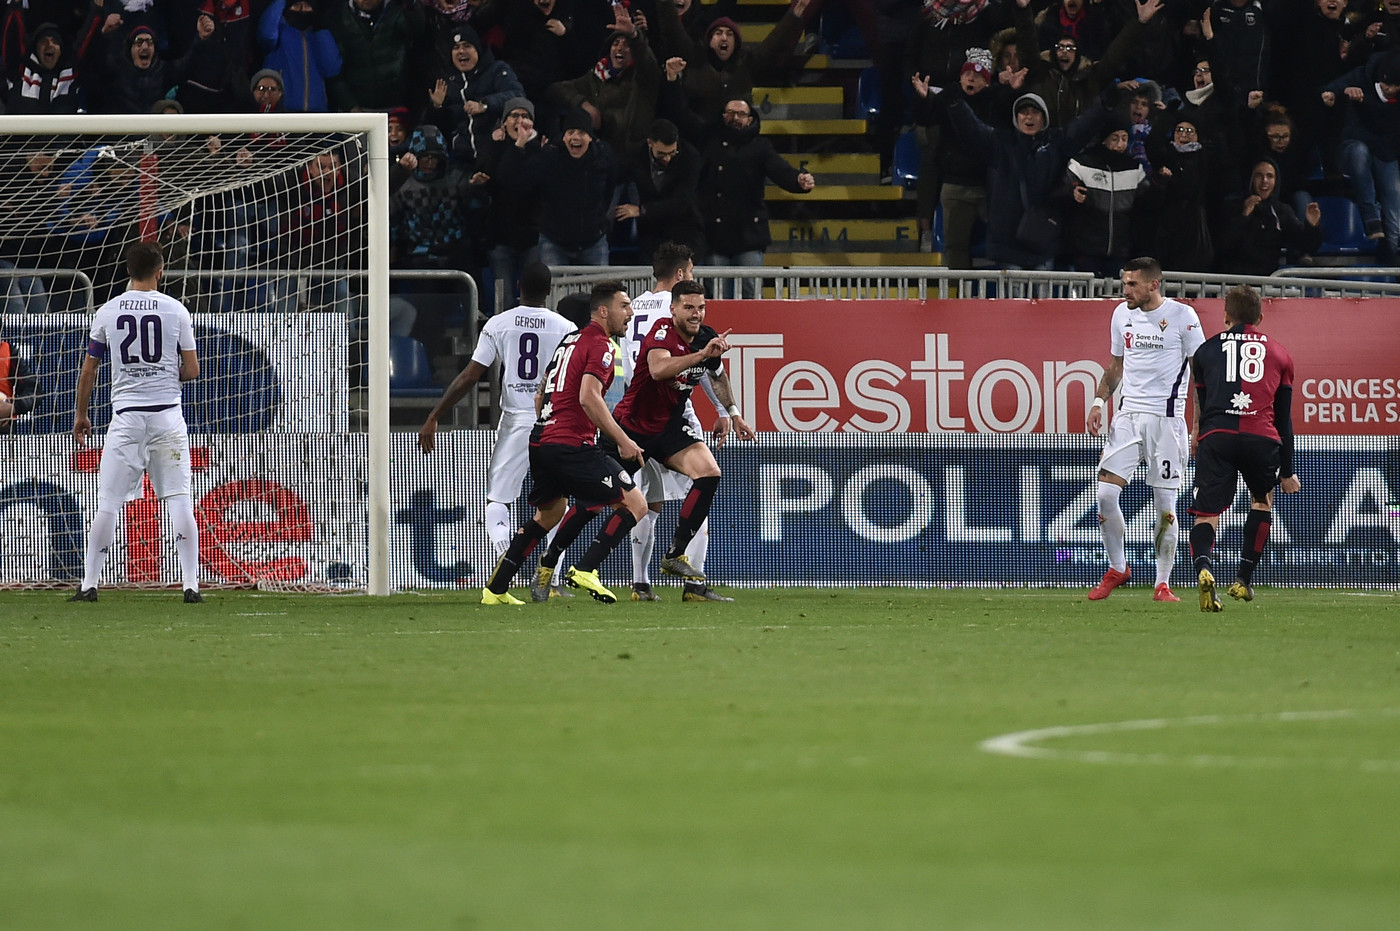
[1109,297,1205,417]
[87,289,196,412]
[470,303,575,415]
[620,289,670,384]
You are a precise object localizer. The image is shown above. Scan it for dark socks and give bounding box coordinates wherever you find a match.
[577,509,639,572]
[1190,521,1216,573]
[539,505,603,569]
[666,474,720,559]
[1238,509,1271,585]
[486,519,548,594]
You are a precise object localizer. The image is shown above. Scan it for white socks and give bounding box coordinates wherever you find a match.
[485,501,512,556]
[81,508,118,590]
[1096,481,1127,573]
[1153,486,1179,587]
[631,509,659,584]
[685,517,710,574]
[167,495,201,593]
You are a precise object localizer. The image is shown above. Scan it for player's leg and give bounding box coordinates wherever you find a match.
[1147,417,1188,601]
[532,503,603,601]
[145,411,201,601]
[165,494,202,601]
[484,496,565,603]
[1088,473,1130,599]
[659,442,719,581]
[485,415,532,556]
[1231,438,1284,601]
[568,488,648,604]
[74,416,145,600]
[629,504,662,599]
[1150,486,1181,602]
[682,520,733,601]
[1189,515,1222,612]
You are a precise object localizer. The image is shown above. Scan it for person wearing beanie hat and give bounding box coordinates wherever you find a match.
[1057,108,1150,276]
[425,22,526,167]
[654,0,811,130]
[91,20,168,112]
[499,96,534,123]
[249,69,286,112]
[545,2,659,156]
[6,21,87,115]
[257,0,341,112]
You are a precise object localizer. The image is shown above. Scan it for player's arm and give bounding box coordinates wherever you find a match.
[418,360,488,454]
[706,369,755,445]
[579,373,643,465]
[1087,354,1123,436]
[1190,358,1203,454]
[1275,383,1299,493]
[646,328,731,382]
[73,353,101,447]
[179,348,199,382]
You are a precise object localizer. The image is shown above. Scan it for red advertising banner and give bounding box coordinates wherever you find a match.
[698,298,1400,436]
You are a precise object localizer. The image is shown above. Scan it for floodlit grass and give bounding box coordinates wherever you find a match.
[2,586,1399,930]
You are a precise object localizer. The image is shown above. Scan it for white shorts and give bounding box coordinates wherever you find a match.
[487,409,535,504]
[1097,411,1188,489]
[634,401,701,503]
[98,406,192,507]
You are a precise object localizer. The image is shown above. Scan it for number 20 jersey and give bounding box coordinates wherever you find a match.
[1192,324,1294,443]
[88,288,196,412]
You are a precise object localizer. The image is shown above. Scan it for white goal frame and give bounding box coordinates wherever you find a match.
[3,113,392,595]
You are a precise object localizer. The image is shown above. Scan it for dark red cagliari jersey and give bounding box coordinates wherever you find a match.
[1192,324,1294,443]
[613,316,707,435]
[533,321,616,446]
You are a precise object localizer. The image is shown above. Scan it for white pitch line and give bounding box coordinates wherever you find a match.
[980,708,1400,772]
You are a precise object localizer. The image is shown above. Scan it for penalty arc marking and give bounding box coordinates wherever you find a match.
[980,708,1400,773]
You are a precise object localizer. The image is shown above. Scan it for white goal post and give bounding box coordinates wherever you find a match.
[0,113,391,595]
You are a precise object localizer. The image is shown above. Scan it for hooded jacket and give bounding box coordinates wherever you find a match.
[425,25,524,166]
[697,107,808,253]
[947,91,1108,266]
[1055,132,1149,260]
[1217,158,1322,276]
[258,0,342,112]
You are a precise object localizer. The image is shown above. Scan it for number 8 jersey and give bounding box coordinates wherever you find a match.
[87,288,196,413]
[1192,323,1294,443]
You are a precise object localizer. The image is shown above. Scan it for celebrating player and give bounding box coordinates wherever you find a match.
[1085,256,1205,602]
[481,281,648,605]
[622,243,742,601]
[417,262,575,559]
[1187,285,1300,612]
[609,279,753,584]
[71,242,203,603]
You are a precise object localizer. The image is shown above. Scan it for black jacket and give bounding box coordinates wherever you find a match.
[621,138,707,261]
[497,134,620,250]
[696,109,807,253]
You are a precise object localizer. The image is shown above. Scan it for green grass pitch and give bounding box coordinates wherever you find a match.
[3,585,1399,930]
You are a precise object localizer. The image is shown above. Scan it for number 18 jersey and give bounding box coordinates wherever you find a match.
[87,288,196,412]
[1192,324,1294,443]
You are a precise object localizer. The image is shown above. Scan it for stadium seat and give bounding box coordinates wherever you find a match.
[1314,195,1377,256]
[857,66,882,120]
[892,129,919,189]
[818,6,867,58]
[388,336,440,398]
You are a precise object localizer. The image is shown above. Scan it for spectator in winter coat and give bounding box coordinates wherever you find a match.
[258,0,341,112]
[615,117,707,263]
[424,25,524,167]
[1055,113,1150,276]
[500,0,584,114]
[474,97,543,306]
[326,0,429,112]
[547,5,660,158]
[495,107,619,266]
[1141,115,1216,271]
[174,3,245,112]
[1217,157,1323,276]
[946,89,1109,269]
[95,24,168,113]
[5,20,97,114]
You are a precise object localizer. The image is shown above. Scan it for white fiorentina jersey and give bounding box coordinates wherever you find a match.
[470,303,575,414]
[1109,297,1205,417]
[88,288,196,412]
[622,289,671,383]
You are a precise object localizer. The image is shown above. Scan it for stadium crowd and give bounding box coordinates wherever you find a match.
[0,0,1397,346]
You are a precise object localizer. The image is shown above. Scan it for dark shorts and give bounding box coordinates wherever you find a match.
[1188,432,1281,516]
[607,412,705,472]
[527,443,636,509]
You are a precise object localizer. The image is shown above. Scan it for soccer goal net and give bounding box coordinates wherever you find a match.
[0,113,391,594]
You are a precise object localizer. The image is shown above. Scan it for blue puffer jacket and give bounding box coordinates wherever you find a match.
[258,0,342,113]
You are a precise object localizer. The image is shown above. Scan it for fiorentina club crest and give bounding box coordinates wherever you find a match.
[1158,318,1168,331]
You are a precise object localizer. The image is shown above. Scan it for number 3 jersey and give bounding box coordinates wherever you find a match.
[1192,323,1294,443]
[470,303,575,415]
[88,288,196,412]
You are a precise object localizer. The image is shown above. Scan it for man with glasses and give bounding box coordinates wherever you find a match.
[97,24,167,113]
[615,119,706,263]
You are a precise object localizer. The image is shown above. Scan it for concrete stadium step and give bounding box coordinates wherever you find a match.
[769,218,922,251]
[766,183,904,201]
[752,86,844,120]
[760,117,867,136]
[762,251,942,267]
[778,152,880,184]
